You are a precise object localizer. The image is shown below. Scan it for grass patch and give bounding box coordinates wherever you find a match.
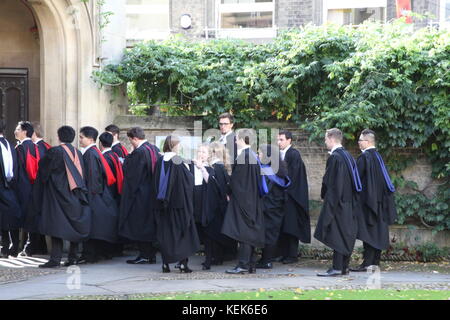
[135,289,450,300]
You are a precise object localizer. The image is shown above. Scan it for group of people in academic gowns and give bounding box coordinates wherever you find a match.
[0,116,397,276]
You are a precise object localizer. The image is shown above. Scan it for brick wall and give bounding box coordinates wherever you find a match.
[114,115,449,247]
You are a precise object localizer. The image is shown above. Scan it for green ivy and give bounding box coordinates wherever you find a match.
[94,21,450,232]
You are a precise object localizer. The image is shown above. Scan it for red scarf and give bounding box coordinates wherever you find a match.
[109,152,124,194]
[25,144,40,184]
[144,144,157,173]
[121,145,129,156]
[92,147,116,186]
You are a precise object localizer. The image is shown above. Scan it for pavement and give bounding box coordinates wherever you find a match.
[0,253,449,300]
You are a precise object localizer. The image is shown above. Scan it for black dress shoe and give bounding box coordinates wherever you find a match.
[317,269,342,277]
[39,261,60,268]
[225,267,249,274]
[349,265,368,272]
[126,257,150,264]
[256,262,273,269]
[282,257,298,264]
[63,260,78,267]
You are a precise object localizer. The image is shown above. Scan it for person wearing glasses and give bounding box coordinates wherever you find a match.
[218,113,237,168]
[350,129,397,272]
[314,128,361,277]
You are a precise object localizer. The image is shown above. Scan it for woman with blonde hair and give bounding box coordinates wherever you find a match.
[199,142,235,269]
[154,136,200,273]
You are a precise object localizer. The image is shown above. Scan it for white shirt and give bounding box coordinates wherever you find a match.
[112,141,120,147]
[280,144,292,161]
[219,131,233,145]
[0,135,14,181]
[194,166,204,186]
[102,148,112,155]
[19,137,32,144]
[210,157,221,166]
[136,139,148,150]
[237,145,250,157]
[34,138,43,144]
[81,143,96,155]
[362,146,376,153]
[329,144,343,155]
[163,152,189,169]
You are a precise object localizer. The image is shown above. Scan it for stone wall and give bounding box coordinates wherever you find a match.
[277,0,314,28]
[114,115,449,248]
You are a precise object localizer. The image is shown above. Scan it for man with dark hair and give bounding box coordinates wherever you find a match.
[314,128,361,277]
[14,121,40,257]
[36,126,91,268]
[99,132,123,207]
[105,124,129,163]
[350,129,397,271]
[119,127,160,264]
[218,113,237,166]
[268,130,311,266]
[222,129,265,274]
[0,120,22,258]
[78,126,119,264]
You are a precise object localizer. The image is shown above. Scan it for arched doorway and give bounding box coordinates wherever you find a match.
[0,0,40,141]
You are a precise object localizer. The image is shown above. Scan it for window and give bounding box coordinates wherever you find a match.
[323,0,387,25]
[440,0,450,27]
[126,0,170,42]
[217,0,276,39]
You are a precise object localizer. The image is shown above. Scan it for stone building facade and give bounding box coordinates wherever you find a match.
[0,0,126,144]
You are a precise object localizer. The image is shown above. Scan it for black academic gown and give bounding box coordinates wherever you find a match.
[262,173,290,246]
[112,143,128,161]
[356,149,397,250]
[314,148,360,256]
[15,140,36,229]
[34,144,91,242]
[83,146,119,243]
[221,148,265,248]
[280,147,311,243]
[0,138,22,231]
[103,150,121,206]
[202,163,236,248]
[119,142,160,242]
[154,155,200,264]
[36,140,51,159]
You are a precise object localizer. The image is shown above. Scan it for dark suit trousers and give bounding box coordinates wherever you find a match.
[363,242,382,266]
[237,242,255,269]
[1,230,20,256]
[332,250,350,272]
[50,237,78,264]
[278,233,299,259]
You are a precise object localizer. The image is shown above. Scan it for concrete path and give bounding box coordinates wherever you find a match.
[0,254,448,300]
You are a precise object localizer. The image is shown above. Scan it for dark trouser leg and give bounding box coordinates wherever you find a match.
[1,231,10,255]
[373,248,382,266]
[203,236,213,267]
[261,244,277,263]
[49,237,63,264]
[138,242,156,260]
[363,242,377,267]
[332,250,350,272]
[277,233,289,258]
[30,233,47,254]
[82,239,97,262]
[286,234,299,259]
[237,242,254,269]
[68,242,79,261]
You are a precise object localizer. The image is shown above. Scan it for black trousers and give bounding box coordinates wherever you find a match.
[362,242,382,266]
[332,250,351,272]
[237,242,255,269]
[23,232,48,255]
[278,233,299,259]
[49,237,78,264]
[138,241,157,259]
[1,230,20,256]
[260,244,278,263]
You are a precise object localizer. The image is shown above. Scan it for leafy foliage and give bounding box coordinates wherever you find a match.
[94,21,450,231]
